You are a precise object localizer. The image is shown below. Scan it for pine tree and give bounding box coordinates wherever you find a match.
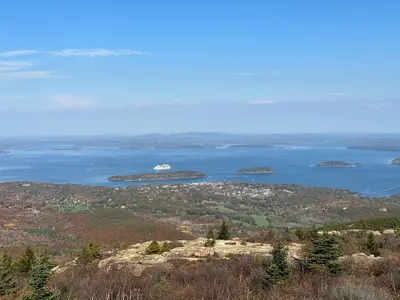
[366,232,381,257]
[23,252,58,300]
[0,253,16,296]
[263,239,291,287]
[217,220,230,240]
[15,247,35,276]
[307,233,343,274]
[206,229,214,240]
[307,225,319,241]
[295,228,305,241]
[204,229,216,247]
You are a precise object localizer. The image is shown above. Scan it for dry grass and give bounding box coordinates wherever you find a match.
[49,254,400,300]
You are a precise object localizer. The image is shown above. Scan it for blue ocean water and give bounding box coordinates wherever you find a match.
[0,145,399,197]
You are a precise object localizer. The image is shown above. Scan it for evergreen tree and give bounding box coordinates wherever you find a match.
[206,229,214,240]
[23,252,58,300]
[295,228,305,241]
[15,247,35,276]
[366,232,381,257]
[306,225,319,241]
[263,239,290,287]
[307,233,343,274]
[217,220,230,240]
[204,229,216,247]
[0,253,16,296]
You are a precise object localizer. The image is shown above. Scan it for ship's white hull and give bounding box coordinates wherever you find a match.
[154,164,171,170]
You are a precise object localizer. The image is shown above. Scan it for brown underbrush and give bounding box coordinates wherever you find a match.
[49,254,400,300]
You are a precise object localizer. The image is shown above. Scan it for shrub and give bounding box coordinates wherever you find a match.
[204,239,216,247]
[327,283,392,300]
[145,240,162,254]
[160,242,170,253]
[76,243,101,265]
[145,241,172,255]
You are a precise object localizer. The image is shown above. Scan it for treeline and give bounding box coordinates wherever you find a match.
[0,248,57,299]
[323,216,400,232]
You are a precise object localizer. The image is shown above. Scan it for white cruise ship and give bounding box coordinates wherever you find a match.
[153,164,171,170]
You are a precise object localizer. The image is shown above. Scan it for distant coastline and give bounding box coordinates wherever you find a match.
[348,145,400,152]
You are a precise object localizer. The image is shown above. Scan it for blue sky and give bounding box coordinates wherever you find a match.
[0,0,399,135]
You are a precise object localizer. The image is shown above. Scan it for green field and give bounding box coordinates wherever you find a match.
[217,205,237,213]
[252,215,269,228]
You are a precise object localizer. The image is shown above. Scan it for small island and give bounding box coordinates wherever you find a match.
[315,161,355,168]
[392,158,400,165]
[108,170,207,182]
[0,149,10,154]
[236,167,274,174]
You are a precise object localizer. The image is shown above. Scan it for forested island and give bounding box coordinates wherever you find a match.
[392,158,400,165]
[236,167,274,174]
[108,170,207,182]
[315,161,355,168]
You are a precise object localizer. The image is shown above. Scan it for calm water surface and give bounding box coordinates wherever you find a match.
[0,145,399,197]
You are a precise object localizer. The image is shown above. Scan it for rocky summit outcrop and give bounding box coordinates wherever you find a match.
[317,228,396,236]
[339,252,385,266]
[76,238,303,277]
[52,236,389,277]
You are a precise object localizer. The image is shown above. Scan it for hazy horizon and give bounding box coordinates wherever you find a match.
[1,1,399,135]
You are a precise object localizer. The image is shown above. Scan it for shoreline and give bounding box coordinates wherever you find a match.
[0,180,398,198]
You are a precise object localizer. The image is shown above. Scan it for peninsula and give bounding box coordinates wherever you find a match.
[236,167,274,174]
[108,170,207,182]
[392,158,400,165]
[315,161,355,168]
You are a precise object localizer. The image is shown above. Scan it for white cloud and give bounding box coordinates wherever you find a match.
[51,49,148,57]
[249,99,277,105]
[53,95,96,109]
[0,50,39,57]
[0,60,34,71]
[0,70,61,80]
